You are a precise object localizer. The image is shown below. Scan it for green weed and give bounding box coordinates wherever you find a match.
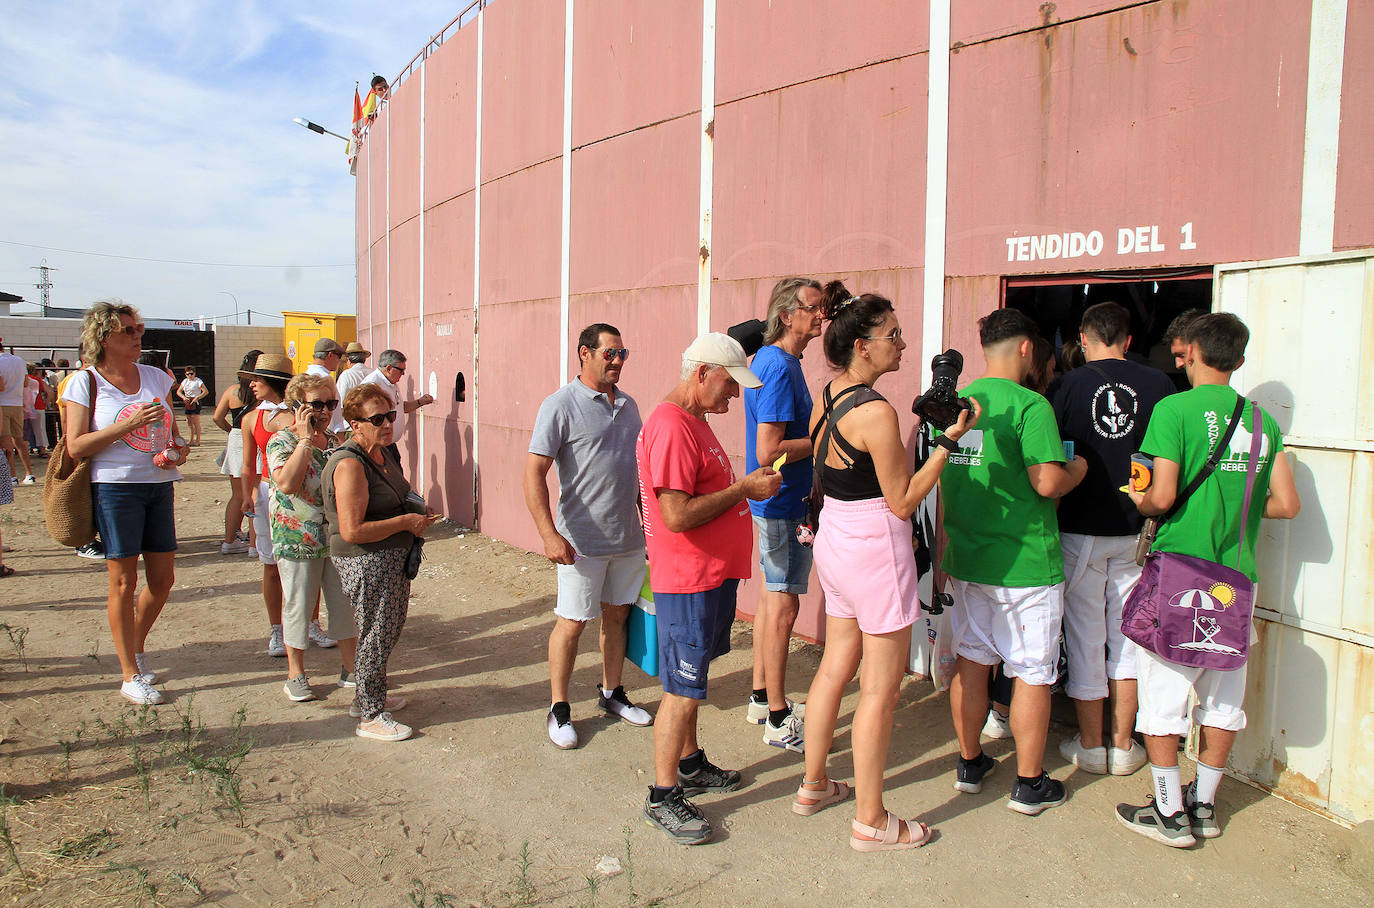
[47,828,114,860]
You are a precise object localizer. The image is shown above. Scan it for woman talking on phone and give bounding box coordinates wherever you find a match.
[62,300,190,706]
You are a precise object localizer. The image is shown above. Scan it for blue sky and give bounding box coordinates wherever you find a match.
[0,1,460,323]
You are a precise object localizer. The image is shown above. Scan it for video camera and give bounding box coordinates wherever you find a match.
[911,349,972,431]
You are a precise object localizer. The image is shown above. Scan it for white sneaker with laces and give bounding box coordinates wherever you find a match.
[982,708,1013,740]
[120,677,163,706]
[1109,740,1148,776]
[267,625,286,657]
[220,539,250,554]
[762,711,806,753]
[745,697,805,725]
[1059,734,1109,774]
[547,703,578,749]
[20,475,35,485]
[134,653,156,684]
[350,694,406,718]
[597,685,652,726]
[308,620,337,648]
[356,711,412,742]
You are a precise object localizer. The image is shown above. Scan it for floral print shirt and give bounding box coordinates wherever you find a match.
[266,429,339,559]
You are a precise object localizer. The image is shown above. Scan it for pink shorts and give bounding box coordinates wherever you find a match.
[814,496,920,635]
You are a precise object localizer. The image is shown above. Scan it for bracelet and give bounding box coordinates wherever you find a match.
[932,434,959,453]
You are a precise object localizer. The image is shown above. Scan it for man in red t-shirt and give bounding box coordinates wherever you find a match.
[635,332,781,845]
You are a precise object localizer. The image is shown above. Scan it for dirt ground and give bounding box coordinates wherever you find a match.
[0,452,1371,906]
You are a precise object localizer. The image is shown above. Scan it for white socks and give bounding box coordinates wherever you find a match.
[1150,763,1183,816]
[1193,760,1224,805]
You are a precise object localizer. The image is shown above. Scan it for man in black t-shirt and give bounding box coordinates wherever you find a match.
[1051,302,1175,777]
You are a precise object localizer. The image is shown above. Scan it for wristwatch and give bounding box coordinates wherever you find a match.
[932,434,959,454]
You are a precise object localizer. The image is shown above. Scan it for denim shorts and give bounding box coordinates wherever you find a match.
[654,579,738,700]
[752,515,813,594]
[92,481,178,559]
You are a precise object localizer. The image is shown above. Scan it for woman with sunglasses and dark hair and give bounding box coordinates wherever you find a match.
[212,349,263,555]
[322,383,440,741]
[267,373,357,703]
[62,300,189,706]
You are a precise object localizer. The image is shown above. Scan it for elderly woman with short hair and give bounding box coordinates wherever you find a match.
[322,383,440,741]
[62,300,189,706]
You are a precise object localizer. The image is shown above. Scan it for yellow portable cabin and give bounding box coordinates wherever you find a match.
[281,312,358,376]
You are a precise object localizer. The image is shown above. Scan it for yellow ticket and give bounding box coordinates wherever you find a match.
[772,454,787,471]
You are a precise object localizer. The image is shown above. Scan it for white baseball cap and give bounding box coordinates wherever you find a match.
[683,332,762,389]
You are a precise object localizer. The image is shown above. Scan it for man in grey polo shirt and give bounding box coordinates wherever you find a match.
[524,322,653,749]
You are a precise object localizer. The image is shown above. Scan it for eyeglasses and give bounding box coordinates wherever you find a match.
[594,347,630,362]
[385,364,406,374]
[794,303,822,313]
[864,328,903,342]
[355,410,398,426]
[114,323,146,338]
[304,399,339,412]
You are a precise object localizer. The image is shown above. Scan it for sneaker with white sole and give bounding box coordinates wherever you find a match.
[1059,734,1108,774]
[1008,772,1067,816]
[20,475,35,485]
[75,541,104,559]
[547,701,578,749]
[981,708,1013,740]
[954,752,997,793]
[677,752,741,795]
[762,710,805,753]
[356,711,412,742]
[350,695,405,718]
[643,786,712,846]
[1108,740,1148,776]
[338,670,356,689]
[1116,797,1196,847]
[1184,781,1221,839]
[120,677,163,706]
[134,653,156,684]
[745,696,805,725]
[597,685,653,726]
[267,625,285,657]
[220,539,250,554]
[283,675,316,702]
[308,620,337,648]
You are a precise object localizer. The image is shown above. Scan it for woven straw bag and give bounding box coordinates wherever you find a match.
[43,370,97,547]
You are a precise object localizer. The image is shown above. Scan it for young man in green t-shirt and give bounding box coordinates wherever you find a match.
[940,309,1088,815]
[1116,313,1300,847]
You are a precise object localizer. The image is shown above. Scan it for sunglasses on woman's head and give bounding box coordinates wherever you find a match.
[356,410,398,426]
[304,399,339,411]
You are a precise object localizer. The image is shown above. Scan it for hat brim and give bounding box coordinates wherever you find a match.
[724,364,762,389]
[238,369,294,382]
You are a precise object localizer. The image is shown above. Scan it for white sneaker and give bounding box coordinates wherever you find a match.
[220,539,250,554]
[120,677,163,706]
[982,708,1013,740]
[762,711,806,753]
[338,670,356,689]
[356,712,412,742]
[1109,740,1148,776]
[547,702,578,749]
[597,685,653,726]
[308,620,337,648]
[350,695,406,718]
[267,625,285,657]
[20,475,35,485]
[134,653,156,684]
[745,697,805,725]
[1059,734,1109,774]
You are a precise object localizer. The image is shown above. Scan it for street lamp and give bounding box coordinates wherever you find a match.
[292,117,350,142]
[218,290,239,325]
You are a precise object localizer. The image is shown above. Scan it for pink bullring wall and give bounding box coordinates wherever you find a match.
[356,0,1372,645]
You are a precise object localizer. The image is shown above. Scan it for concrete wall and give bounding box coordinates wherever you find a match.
[0,316,85,364]
[210,325,288,401]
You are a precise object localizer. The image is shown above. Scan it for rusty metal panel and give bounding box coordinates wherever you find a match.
[713,56,928,281]
[479,161,563,306]
[571,0,701,147]
[717,0,927,103]
[1328,638,1374,821]
[423,24,480,208]
[952,0,1151,46]
[1344,451,1374,637]
[479,0,564,183]
[1334,0,1374,250]
[387,74,422,226]
[947,0,1311,277]
[569,118,700,295]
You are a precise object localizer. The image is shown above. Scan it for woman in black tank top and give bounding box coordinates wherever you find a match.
[212,350,263,554]
[793,282,979,851]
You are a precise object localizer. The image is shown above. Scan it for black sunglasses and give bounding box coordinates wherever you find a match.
[303,399,340,411]
[355,410,398,427]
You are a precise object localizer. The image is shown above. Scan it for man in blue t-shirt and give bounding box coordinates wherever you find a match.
[743,277,822,753]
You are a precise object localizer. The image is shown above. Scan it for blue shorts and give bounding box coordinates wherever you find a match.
[753,515,813,594]
[654,579,738,699]
[92,482,178,560]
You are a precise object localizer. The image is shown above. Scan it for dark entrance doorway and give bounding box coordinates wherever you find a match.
[1003,268,1211,391]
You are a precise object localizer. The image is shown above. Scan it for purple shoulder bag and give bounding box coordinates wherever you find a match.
[1121,400,1265,672]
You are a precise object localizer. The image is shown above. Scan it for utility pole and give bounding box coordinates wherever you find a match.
[31,259,57,316]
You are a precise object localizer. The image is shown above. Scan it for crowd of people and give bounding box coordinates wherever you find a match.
[8,284,1300,853]
[521,279,1299,853]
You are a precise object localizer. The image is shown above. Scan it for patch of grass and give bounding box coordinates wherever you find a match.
[0,623,29,672]
[102,860,158,907]
[169,870,203,896]
[0,785,25,883]
[407,878,456,907]
[57,721,86,778]
[47,828,114,860]
[514,840,535,905]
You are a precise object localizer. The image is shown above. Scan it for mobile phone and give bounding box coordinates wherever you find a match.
[1062,440,1075,460]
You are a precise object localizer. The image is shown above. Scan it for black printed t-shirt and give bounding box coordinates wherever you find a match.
[1051,358,1176,537]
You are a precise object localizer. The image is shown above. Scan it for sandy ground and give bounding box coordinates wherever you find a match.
[0,451,1371,907]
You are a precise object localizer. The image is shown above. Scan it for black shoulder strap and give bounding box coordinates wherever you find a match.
[1161,394,1247,521]
[813,386,883,474]
[1084,362,1112,383]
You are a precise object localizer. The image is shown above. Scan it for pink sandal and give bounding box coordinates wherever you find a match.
[849,811,931,852]
[792,778,852,816]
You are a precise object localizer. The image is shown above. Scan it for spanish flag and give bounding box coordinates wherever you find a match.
[347,87,364,162]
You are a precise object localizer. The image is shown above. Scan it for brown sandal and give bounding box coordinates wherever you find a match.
[850,811,931,852]
[792,778,852,816]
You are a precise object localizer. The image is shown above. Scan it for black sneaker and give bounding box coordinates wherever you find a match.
[1116,796,1197,847]
[1008,772,1066,815]
[953,752,997,793]
[1184,781,1220,839]
[677,752,741,796]
[643,785,712,846]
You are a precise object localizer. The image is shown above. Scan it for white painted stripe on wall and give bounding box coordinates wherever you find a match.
[1298,0,1348,256]
[560,0,574,380]
[697,0,716,336]
[922,0,951,391]
[365,135,373,352]
[385,94,392,350]
[472,10,484,507]
[417,61,427,492]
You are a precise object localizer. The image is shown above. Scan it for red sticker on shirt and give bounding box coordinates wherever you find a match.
[116,402,172,453]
